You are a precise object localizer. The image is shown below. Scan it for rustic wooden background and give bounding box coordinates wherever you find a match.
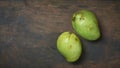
[0,0,120,68]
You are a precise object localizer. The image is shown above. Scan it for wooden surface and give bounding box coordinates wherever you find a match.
[0,0,120,68]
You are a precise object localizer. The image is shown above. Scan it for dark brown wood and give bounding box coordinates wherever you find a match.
[0,0,120,68]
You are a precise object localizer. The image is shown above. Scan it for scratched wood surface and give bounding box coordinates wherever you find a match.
[0,0,120,68]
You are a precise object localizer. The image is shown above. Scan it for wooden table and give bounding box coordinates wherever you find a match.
[0,0,120,68]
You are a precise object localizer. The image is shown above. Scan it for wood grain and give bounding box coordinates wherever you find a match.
[0,0,120,68]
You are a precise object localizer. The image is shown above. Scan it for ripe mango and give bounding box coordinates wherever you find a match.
[72,10,100,40]
[57,32,82,62]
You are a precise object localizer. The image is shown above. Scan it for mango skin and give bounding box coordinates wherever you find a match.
[72,10,100,40]
[57,32,82,62]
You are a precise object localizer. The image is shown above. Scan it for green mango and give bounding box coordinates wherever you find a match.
[72,10,100,40]
[57,32,82,62]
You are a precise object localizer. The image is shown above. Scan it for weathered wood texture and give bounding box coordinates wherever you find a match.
[0,0,120,68]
